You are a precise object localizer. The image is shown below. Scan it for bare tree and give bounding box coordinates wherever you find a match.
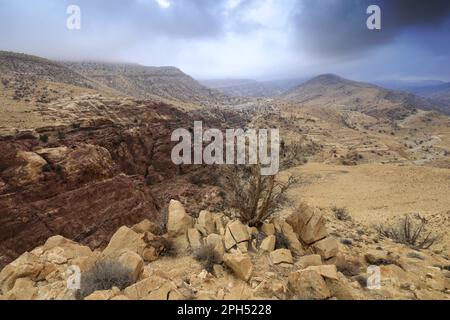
[376,214,440,250]
[221,164,298,227]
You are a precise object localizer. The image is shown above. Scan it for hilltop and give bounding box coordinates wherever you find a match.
[280,74,442,120]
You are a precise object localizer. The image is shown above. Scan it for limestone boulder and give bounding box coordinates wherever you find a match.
[286,206,328,245]
[297,255,323,269]
[288,269,331,300]
[167,200,193,237]
[313,238,339,260]
[102,226,146,258]
[117,251,144,282]
[196,211,216,235]
[223,253,253,282]
[0,252,45,294]
[270,249,293,265]
[304,265,339,280]
[188,228,203,250]
[260,235,276,252]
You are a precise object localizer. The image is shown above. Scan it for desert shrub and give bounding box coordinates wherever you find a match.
[78,260,135,299]
[275,231,290,249]
[193,244,221,273]
[57,131,66,140]
[159,237,177,257]
[72,123,81,129]
[336,259,361,277]
[332,206,351,221]
[39,134,49,143]
[221,165,298,227]
[376,214,440,250]
[355,275,368,288]
[341,239,353,246]
[42,164,51,173]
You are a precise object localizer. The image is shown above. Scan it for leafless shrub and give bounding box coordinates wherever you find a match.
[376,214,440,250]
[221,165,298,227]
[332,206,351,221]
[78,260,135,299]
[159,237,177,257]
[336,259,361,277]
[193,244,221,273]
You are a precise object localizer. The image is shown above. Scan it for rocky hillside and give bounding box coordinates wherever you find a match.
[0,91,238,268]
[0,200,448,300]
[63,62,232,107]
[201,78,305,98]
[0,51,96,89]
[280,74,442,120]
[412,83,450,114]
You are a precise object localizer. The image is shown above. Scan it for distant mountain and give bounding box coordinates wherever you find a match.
[281,74,446,119]
[374,79,446,91]
[200,78,306,98]
[0,51,96,89]
[63,61,228,106]
[409,83,450,110]
[374,79,450,114]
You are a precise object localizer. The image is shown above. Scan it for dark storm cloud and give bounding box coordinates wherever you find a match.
[292,0,450,58]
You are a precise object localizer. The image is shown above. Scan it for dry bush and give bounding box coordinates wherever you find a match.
[336,259,361,277]
[221,165,298,227]
[78,260,135,299]
[376,214,440,250]
[332,206,351,221]
[193,244,222,273]
[275,231,290,250]
[159,237,178,257]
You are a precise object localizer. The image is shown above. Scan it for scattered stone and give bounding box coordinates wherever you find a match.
[102,226,146,258]
[270,249,293,265]
[188,228,203,250]
[313,238,339,260]
[223,253,253,281]
[304,265,339,280]
[288,269,331,300]
[167,200,193,237]
[286,206,328,245]
[196,210,216,235]
[227,220,251,244]
[260,235,276,252]
[297,254,323,268]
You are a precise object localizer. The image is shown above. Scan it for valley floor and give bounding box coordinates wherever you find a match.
[288,163,450,252]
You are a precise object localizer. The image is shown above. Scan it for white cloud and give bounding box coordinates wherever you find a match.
[155,0,171,9]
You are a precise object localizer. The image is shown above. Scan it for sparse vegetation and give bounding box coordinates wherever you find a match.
[332,206,351,221]
[336,259,361,277]
[193,244,221,273]
[275,231,290,249]
[376,214,440,250]
[39,134,49,143]
[221,165,298,227]
[159,237,177,257]
[78,260,135,299]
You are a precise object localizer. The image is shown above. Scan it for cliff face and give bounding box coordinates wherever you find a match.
[0,94,226,268]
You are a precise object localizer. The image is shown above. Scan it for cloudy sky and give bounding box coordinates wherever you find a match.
[0,0,449,81]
